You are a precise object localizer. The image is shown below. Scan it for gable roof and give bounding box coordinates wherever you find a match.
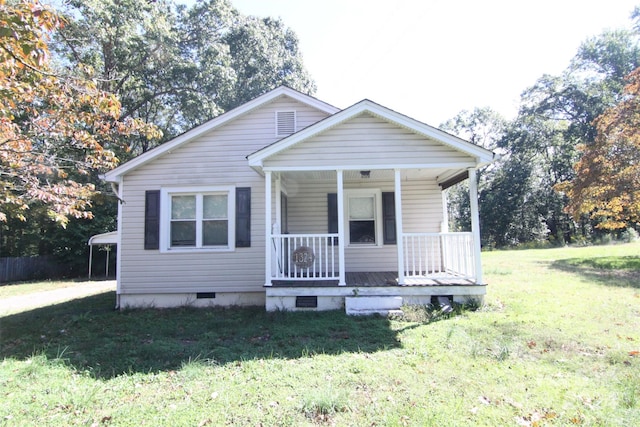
[247,99,496,168]
[103,86,339,182]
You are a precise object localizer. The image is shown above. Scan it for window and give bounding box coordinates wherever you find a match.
[345,189,383,246]
[170,195,197,246]
[161,187,235,251]
[276,111,296,136]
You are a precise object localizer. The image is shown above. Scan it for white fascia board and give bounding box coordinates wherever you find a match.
[262,162,478,172]
[104,87,339,182]
[248,100,496,167]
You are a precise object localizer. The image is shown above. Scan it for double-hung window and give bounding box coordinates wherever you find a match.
[345,189,383,246]
[162,186,235,251]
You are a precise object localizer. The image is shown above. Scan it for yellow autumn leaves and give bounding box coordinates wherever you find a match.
[556,68,640,230]
[0,0,160,226]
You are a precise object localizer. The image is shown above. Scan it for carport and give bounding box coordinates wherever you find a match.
[87,231,117,278]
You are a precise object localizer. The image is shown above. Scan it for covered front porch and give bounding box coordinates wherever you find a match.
[247,100,496,312]
[260,167,486,311]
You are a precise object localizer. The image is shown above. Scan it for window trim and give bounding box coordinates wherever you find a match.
[344,189,384,247]
[160,186,236,253]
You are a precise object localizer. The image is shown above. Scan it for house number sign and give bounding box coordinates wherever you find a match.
[292,246,315,269]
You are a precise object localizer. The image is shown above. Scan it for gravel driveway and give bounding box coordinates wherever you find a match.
[0,280,116,316]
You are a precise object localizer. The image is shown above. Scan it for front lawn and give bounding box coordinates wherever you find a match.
[1,243,639,426]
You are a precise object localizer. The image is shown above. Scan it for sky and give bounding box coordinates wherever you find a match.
[229,0,638,126]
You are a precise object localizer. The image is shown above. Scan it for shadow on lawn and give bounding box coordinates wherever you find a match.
[0,292,403,379]
[550,255,640,289]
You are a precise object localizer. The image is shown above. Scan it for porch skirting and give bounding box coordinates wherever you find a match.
[265,271,486,312]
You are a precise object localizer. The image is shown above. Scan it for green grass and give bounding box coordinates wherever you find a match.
[560,255,640,270]
[1,243,639,426]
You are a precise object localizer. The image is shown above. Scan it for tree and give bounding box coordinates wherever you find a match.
[223,15,317,109]
[521,30,640,144]
[0,0,159,225]
[556,67,640,230]
[479,151,549,247]
[439,107,507,235]
[495,28,640,245]
[53,0,316,155]
[439,28,640,247]
[1,0,318,275]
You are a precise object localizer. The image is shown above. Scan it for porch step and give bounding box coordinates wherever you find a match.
[345,296,403,316]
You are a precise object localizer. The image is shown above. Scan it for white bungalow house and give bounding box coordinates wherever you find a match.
[103,86,496,313]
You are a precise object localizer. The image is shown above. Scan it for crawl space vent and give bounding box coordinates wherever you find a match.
[296,296,317,308]
[196,292,216,299]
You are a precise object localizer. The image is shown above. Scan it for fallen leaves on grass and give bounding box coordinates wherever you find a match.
[569,414,584,424]
[514,409,557,427]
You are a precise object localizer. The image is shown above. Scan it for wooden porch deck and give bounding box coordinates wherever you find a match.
[271,271,476,287]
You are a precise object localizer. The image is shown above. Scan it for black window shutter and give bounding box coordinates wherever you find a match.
[144,190,160,250]
[382,192,397,245]
[328,193,338,233]
[235,187,251,247]
[328,193,338,245]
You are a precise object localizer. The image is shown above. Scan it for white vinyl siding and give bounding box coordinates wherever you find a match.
[264,112,476,169]
[117,96,330,294]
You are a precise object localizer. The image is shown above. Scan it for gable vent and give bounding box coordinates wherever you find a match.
[276,111,296,137]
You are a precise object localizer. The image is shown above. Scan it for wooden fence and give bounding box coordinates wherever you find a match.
[0,256,69,283]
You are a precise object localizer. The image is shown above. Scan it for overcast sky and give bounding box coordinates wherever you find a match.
[230,0,638,126]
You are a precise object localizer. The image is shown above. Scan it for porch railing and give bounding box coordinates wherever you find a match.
[271,234,339,280]
[271,232,475,282]
[402,232,475,280]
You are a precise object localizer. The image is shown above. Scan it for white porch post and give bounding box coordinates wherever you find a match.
[468,168,483,284]
[275,174,282,230]
[395,169,405,285]
[337,170,346,286]
[265,171,272,286]
[441,189,449,232]
[88,245,93,278]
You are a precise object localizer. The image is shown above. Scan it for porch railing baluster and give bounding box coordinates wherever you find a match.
[402,232,476,281]
[270,233,339,281]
